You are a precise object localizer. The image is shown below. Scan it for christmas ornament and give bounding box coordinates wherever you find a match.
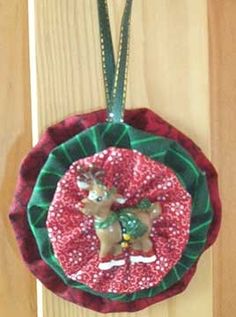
[9,0,221,313]
[26,120,214,299]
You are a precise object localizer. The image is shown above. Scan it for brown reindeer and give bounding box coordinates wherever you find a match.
[76,165,161,270]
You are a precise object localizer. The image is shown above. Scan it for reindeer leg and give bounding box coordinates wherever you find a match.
[131,232,152,251]
[131,239,143,251]
[99,243,113,259]
[99,243,125,270]
[141,236,153,252]
[130,234,156,264]
[112,244,123,256]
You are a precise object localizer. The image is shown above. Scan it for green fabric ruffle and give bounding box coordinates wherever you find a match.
[27,122,213,301]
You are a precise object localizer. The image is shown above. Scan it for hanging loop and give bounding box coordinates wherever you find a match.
[97,0,133,123]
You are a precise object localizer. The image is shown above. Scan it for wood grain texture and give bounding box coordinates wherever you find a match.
[209,1,236,316]
[0,1,36,317]
[34,0,212,316]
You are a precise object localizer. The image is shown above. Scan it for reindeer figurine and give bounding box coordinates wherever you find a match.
[77,166,161,270]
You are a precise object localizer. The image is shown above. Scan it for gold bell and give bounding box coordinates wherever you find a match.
[121,241,129,249]
[123,233,131,241]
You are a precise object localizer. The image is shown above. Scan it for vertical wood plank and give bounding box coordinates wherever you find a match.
[0,1,37,316]
[208,1,236,316]
[33,0,212,316]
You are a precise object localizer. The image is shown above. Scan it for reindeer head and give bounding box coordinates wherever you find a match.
[77,165,127,218]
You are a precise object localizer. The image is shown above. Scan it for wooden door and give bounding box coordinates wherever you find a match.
[1,1,235,316]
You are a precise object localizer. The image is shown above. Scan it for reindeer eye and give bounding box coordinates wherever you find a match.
[96,196,103,202]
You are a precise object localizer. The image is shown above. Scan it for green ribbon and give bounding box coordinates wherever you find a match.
[97,0,133,122]
[94,212,119,230]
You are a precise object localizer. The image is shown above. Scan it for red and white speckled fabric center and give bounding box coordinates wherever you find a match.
[46,147,191,293]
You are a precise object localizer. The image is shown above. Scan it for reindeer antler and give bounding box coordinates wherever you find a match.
[77,164,105,189]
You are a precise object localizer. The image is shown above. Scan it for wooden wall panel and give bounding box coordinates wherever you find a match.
[209,1,236,316]
[0,1,36,317]
[34,0,212,316]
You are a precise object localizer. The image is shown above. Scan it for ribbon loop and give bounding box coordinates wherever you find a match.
[97,0,133,123]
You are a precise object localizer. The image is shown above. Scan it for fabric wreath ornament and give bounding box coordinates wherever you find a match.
[9,0,221,313]
[26,119,215,301]
[10,109,221,312]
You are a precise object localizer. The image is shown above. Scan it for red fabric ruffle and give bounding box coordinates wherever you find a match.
[9,108,221,312]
